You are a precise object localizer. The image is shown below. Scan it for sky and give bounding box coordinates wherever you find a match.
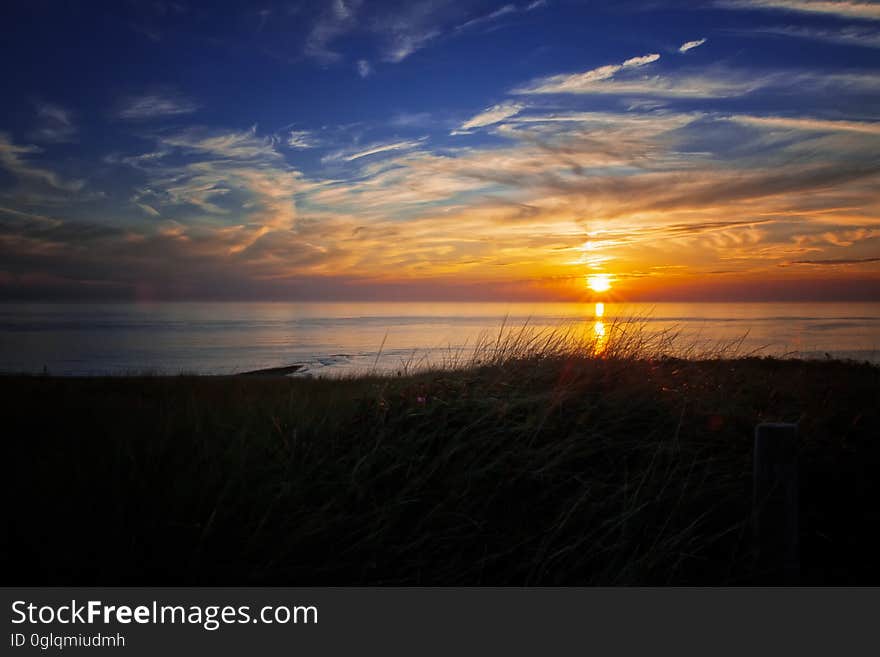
[0,0,878,302]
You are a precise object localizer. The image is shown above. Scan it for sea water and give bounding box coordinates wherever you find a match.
[0,301,878,376]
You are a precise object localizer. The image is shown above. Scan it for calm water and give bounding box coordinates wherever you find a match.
[0,302,878,376]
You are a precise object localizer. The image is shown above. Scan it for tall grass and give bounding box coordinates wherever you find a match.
[3,323,879,585]
[370,314,763,379]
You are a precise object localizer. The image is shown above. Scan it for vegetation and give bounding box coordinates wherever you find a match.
[4,325,879,585]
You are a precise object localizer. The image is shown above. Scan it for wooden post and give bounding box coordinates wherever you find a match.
[753,422,799,582]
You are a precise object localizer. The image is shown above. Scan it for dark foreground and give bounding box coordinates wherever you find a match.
[4,357,879,585]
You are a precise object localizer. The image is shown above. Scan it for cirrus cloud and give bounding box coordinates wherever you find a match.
[116,93,199,120]
[512,53,663,95]
[717,0,880,20]
[454,102,525,134]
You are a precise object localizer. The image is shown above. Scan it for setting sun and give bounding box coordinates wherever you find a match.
[587,274,612,293]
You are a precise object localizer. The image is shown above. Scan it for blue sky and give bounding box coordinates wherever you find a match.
[1,0,879,301]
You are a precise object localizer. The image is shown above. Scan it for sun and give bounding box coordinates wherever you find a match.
[587,273,612,293]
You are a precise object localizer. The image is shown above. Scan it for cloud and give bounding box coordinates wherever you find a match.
[514,62,880,98]
[371,1,458,63]
[329,138,428,162]
[512,53,663,94]
[300,1,465,65]
[787,256,880,266]
[294,0,440,65]
[160,126,279,159]
[717,1,880,20]
[383,28,441,63]
[390,111,438,127]
[306,108,880,236]
[357,59,372,77]
[0,133,84,192]
[287,130,319,149]
[34,103,71,127]
[302,1,545,67]
[727,114,880,134]
[122,130,311,256]
[31,102,77,143]
[749,24,880,48]
[136,202,161,216]
[455,102,524,133]
[455,0,548,31]
[304,0,362,63]
[117,93,199,120]
[679,38,707,53]
[455,4,518,31]
[378,1,546,62]
[623,53,662,67]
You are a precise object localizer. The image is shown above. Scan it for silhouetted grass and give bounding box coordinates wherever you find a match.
[3,325,879,585]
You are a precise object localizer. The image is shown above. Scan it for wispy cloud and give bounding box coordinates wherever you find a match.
[304,0,362,63]
[749,24,880,48]
[390,111,445,128]
[458,3,545,32]
[159,126,279,160]
[679,38,708,53]
[302,1,545,67]
[787,256,880,266]
[455,0,548,32]
[329,138,427,162]
[455,4,518,31]
[374,0,547,63]
[515,60,880,98]
[358,0,453,64]
[287,130,319,149]
[0,133,84,192]
[382,26,441,63]
[454,102,524,133]
[117,93,199,120]
[31,102,77,143]
[727,114,880,134]
[122,127,311,255]
[135,202,161,217]
[357,59,372,77]
[512,53,662,94]
[717,0,880,20]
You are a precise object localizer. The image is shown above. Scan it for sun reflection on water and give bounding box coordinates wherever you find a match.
[593,302,607,354]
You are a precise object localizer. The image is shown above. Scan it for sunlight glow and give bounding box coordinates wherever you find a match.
[594,301,605,318]
[593,319,607,354]
[587,274,612,293]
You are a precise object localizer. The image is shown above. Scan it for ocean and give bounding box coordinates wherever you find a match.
[1,301,878,376]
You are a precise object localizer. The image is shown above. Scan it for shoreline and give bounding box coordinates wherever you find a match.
[2,351,880,379]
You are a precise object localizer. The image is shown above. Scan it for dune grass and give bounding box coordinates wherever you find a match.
[4,323,879,585]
